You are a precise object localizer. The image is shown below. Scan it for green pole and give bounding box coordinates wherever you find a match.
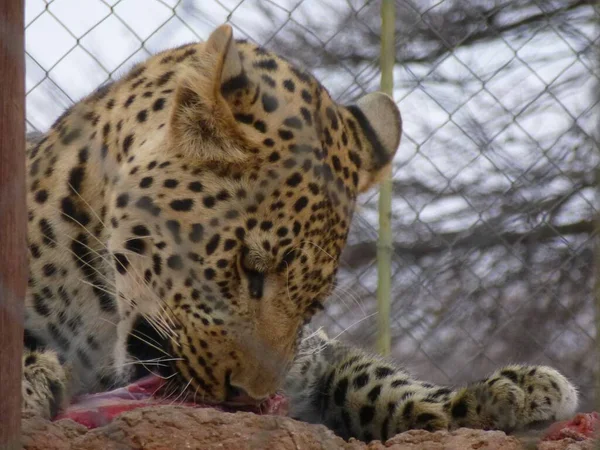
[376,0,395,356]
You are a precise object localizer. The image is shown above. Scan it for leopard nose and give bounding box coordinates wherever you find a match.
[225,372,262,404]
[225,384,251,403]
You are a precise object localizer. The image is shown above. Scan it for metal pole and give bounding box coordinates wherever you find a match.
[0,0,26,448]
[376,0,395,356]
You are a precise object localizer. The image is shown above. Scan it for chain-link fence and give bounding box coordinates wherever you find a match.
[25,0,600,411]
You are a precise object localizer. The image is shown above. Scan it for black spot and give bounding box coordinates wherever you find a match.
[123,134,134,155]
[139,177,153,188]
[164,179,178,188]
[326,107,339,130]
[170,199,194,212]
[375,367,395,379]
[221,73,250,95]
[114,253,130,274]
[132,225,150,236]
[33,294,51,316]
[124,95,136,107]
[283,79,295,92]
[166,220,182,244]
[125,238,146,254]
[530,400,538,410]
[39,219,57,247]
[153,98,166,111]
[224,239,237,251]
[368,385,382,403]
[61,128,82,145]
[291,66,311,83]
[30,244,41,259]
[286,173,302,187]
[189,223,204,243]
[152,254,162,275]
[293,196,308,212]
[261,74,276,87]
[359,406,375,426]
[203,196,216,208]
[43,264,57,277]
[451,399,469,418]
[204,268,216,280]
[157,71,174,87]
[283,116,303,129]
[500,370,519,384]
[234,113,254,124]
[61,195,91,226]
[137,109,148,122]
[167,255,183,270]
[301,90,312,104]
[68,166,85,193]
[402,400,414,419]
[300,107,312,126]
[260,221,273,231]
[254,120,267,133]
[116,193,129,208]
[254,59,278,71]
[206,234,220,256]
[35,189,48,204]
[334,377,349,406]
[188,181,203,193]
[262,94,278,113]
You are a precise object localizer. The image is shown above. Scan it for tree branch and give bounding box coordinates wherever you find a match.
[340,220,594,268]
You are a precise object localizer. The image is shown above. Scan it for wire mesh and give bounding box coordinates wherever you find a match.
[25,0,600,411]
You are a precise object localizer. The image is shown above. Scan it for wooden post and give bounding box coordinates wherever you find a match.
[0,0,26,449]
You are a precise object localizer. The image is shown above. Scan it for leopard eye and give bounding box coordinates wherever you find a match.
[240,247,264,299]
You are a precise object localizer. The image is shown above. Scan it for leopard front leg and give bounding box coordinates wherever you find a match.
[22,349,71,419]
[284,329,450,441]
[284,330,579,442]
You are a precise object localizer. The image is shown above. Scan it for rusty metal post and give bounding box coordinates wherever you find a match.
[0,0,26,448]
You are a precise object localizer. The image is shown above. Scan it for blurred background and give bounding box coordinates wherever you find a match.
[25,0,600,410]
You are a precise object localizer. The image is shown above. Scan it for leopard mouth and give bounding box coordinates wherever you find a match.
[55,374,289,429]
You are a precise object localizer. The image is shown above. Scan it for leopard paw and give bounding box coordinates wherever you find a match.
[467,364,578,431]
[22,350,71,419]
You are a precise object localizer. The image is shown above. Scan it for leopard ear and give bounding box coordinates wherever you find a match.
[347,92,402,193]
[169,24,255,163]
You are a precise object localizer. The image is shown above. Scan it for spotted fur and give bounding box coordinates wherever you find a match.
[284,330,578,441]
[22,24,577,442]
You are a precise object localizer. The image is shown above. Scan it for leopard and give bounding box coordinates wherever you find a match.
[22,23,577,442]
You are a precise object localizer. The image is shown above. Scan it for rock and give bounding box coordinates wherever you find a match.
[381,428,522,449]
[21,406,595,450]
[538,439,598,450]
